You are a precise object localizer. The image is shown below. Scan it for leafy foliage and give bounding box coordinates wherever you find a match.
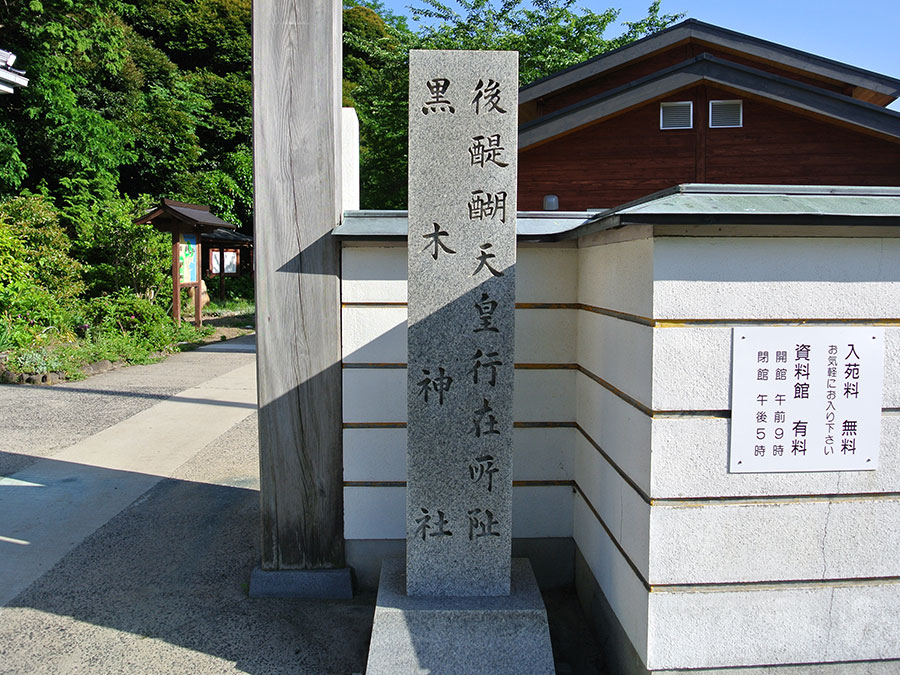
[412,0,682,85]
[0,0,681,376]
[343,0,682,207]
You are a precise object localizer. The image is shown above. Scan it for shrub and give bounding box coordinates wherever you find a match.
[0,194,84,301]
[70,195,170,301]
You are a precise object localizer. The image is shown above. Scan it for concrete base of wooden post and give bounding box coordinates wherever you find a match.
[248,567,353,599]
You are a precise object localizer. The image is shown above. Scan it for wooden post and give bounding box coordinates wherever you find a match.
[194,227,203,327]
[252,0,344,571]
[172,233,181,326]
[218,247,226,302]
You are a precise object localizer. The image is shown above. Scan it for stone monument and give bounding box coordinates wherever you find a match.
[366,49,554,673]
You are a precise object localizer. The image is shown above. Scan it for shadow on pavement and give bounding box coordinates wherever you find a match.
[0,453,374,674]
[30,385,258,410]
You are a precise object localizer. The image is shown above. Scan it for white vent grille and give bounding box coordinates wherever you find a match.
[660,101,692,129]
[710,100,742,128]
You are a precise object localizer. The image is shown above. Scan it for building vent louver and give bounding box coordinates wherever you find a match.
[660,101,692,129]
[710,100,743,128]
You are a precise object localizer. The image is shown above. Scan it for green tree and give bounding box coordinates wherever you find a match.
[345,0,682,208]
[344,3,417,209]
[70,195,170,300]
[0,195,83,301]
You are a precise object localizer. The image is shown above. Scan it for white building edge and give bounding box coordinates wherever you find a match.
[0,49,28,94]
[333,109,900,675]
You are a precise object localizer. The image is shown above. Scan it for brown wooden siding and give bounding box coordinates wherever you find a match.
[519,85,900,211]
[536,42,851,117]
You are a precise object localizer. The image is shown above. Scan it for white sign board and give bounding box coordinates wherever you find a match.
[211,250,238,275]
[730,327,884,473]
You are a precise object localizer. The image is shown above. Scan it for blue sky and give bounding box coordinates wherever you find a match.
[379,0,900,109]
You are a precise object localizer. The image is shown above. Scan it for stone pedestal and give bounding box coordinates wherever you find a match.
[366,558,554,675]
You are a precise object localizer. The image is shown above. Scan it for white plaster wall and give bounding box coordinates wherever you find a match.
[342,234,900,671]
[512,427,576,481]
[344,486,406,539]
[341,244,580,545]
[516,308,577,363]
[652,237,900,320]
[578,238,654,318]
[341,245,578,304]
[517,247,578,303]
[343,369,407,423]
[647,581,900,669]
[578,309,653,407]
[650,415,900,498]
[341,306,577,364]
[574,432,651,580]
[342,305,407,363]
[514,369,575,422]
[575,371,652,495]
[342,246,407,302]
[574,494,650,665]
[648,497,900,585]
[512,486,573,537]
[344,428,407,482]
[652,325,900,411]
[344,485,574,539]
[342,368,575,424]
[343,427,575,483]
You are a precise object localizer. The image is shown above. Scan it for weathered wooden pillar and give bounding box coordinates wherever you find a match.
[171,233,181,326]
[193,226,203,327]
[218,247,225,302]
[250,0,349,596]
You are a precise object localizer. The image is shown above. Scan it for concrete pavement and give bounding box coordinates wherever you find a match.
[0,335,603,674]
[0,336,375,674]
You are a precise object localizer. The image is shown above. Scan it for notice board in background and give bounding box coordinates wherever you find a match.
[179,233,198,284]
[730,327,884,473]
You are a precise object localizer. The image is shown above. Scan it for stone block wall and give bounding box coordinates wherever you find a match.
[341,244,578,587]
[339,231,900,671]
[574,230,900,671]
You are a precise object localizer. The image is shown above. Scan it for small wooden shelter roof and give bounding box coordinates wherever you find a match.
[135,198,237,234]
[201,227,254,244]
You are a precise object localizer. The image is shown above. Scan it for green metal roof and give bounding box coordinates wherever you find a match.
[566,184,900,238]
[615,184,900,217]
[335,186,900,241]
[334,210,594,239]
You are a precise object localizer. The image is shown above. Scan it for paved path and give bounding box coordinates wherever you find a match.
[0,335,602,674]
[0,359,257,606]
[0,337,375,674]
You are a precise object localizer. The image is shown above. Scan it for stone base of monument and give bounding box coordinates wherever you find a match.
[366,558,555,674]
[248,567,352,599]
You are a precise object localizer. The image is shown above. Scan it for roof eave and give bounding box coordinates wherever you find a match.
[519,55,900,150]
[519,19,900,106]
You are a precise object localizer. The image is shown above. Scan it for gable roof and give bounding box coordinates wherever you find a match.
[135,198,237,232]
[520,54,900,149]
[520,19,900,108]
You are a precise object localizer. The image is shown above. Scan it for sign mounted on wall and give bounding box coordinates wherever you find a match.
[730,326,884,473]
